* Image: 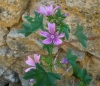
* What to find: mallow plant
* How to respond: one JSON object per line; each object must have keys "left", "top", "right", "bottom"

{"left": 18, "top": 5, "right": 92, "bottom": 86}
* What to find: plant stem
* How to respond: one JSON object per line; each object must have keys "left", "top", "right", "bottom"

{"left": 50, "top": 47, "right": 53, "bottom": 72}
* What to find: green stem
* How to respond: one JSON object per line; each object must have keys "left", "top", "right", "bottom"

{"left": 50, "top": 47, "right": 53, "bottom": 72}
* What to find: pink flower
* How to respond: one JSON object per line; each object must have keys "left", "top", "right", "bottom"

{"left": 40, "top": 23, "right": 65, "bottom": 45}
{"left": 37, "top": 5, "right": 60, "bottom": 16}
{"left": 25, "top": 54, "right": 40, "bottom": 72}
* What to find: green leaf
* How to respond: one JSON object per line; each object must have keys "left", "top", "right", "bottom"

{"left": 58, "top": 26, "right": 64, "bottom": 34}
{"left": 23, "top": 64, "right": 61, "bottom": 86}
{"left": 55, "top": 9, "right": 66, "bottom": 18}
{"left": 83, "top": 75, "right": 92, "bottom": 84}
{"left": 23, "top": 70, "right": 37, "bottom": 80}
{"left": 66, "top": 50, "right": 80, "bottom": 76}
{"left": 66, "top": 49, "right": 77, "bottom": 62}
{"left": 33, "top": 11, "right": 44, "bottom": 30}
{"left": 18, "top": 11, "right": 44, "bottom": 37}
{"left": 18, "top": 22, "right": 34, "bottom": 37}
{"left": 63, "top": 26, "right": 70, "bottom": 39}
{"left": 24, "top": 16, "right": 34, "bottom": 22}
{"left": 75, "top": 24, "right": 87, "bottom": 47}
{"left": 70, "top": 61, "right": 81, "bottom": 77}
{"left": 55, "top": 9, "right": 62, "bottom": 17}
{"left": 58, "top": 24, "right": 70, "bottom": 39}
{"left": 78, "top": 68, "right": 87, "bottom": 79}
{"left": 78, "top": 69, "right": 92, "bottom": 84}
{"left": 22, "top": 22, "right": 33, "bottom": 29}
{"left": 66, "top": 49, "right": 92, "bottom": 85}
{"left": 34, "top": 11, "right": 40, "bottom": 16}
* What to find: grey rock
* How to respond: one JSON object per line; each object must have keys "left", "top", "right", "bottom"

{"left": 19, "top": 77, "right": 32, "bottom": 86}
{"left": 6, "top": 28, "right": 43, "bottom": 52}
{"left": 0, "top": 65, "right": 20, "bottom": 83}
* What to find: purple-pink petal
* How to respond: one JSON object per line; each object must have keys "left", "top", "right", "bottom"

{"left": 25, "top": 67, "right": 36, "bottom": 72}
{"left": 60, "top": 58, "right": 69, "bottom": 64}
{"left": 48, "top": 23, "right": 56, "bottom": 34}
{"left": 52, "top": 6, "right": 60, "bottom": 13}
{"left": 53, "top": 38, "right": 62, "bottom": 45}
{"left": 37, "top": 6, "right": 47, "bottom": 16}
{"left": 30, "top": 79, "right": 34, "bottom": 82}
{"left": 49, "top": 5, "right": 53, "bottom": 12}
{"left": 34, "top": 54, "right": 40, "bottom": 63}
{"left": 55, "top": 32, "right": 65, "bottom": 38}
{"left": 42, "top": 38, "right": 52, "bottom": 44}
{"left": 40, "top": 31, "right": 50, "bottom": 38}
{"left": 58, "top": 33, "right": 65, "bottom": 38}
{"left": 37, "top": 5, "right": 60, "bottom": 16}
{"left": 45, "top": 5, "right": 53, "bottom": 15}
{"left": 25, "top": 56, "right": 35, "bottom": 66}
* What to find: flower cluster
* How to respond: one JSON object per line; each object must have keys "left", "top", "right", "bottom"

{"left": 23, "top": 4, "right": 91, "bottom": 86}
{"left": 25, "top": 4, "right": 68, "bottom": 79}
{"left": 24, "top": 4, "right": 70, "bottom": 84}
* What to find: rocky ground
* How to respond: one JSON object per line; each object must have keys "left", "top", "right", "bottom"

{"left": 0, "top": 0, "right": 100, "bottom": 86}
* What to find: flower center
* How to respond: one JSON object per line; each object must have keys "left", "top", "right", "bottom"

{"left": 50, "top": 35, "right": 55, "bottom": 39}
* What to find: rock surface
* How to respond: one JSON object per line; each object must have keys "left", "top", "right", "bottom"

{"left": 0, "top": 27, "right": 9, "bottom": 46}
{"left": 60, "top": 0, "right": 100, "bottom": 58}
{"left": 0, "top": 64, "right": 21, "bottom": 86}
{"left": 0, "top": 0, "right": 100, "bottom": 86}
{"left": 0, "top": 0, "right": 30, "bottom": 27}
